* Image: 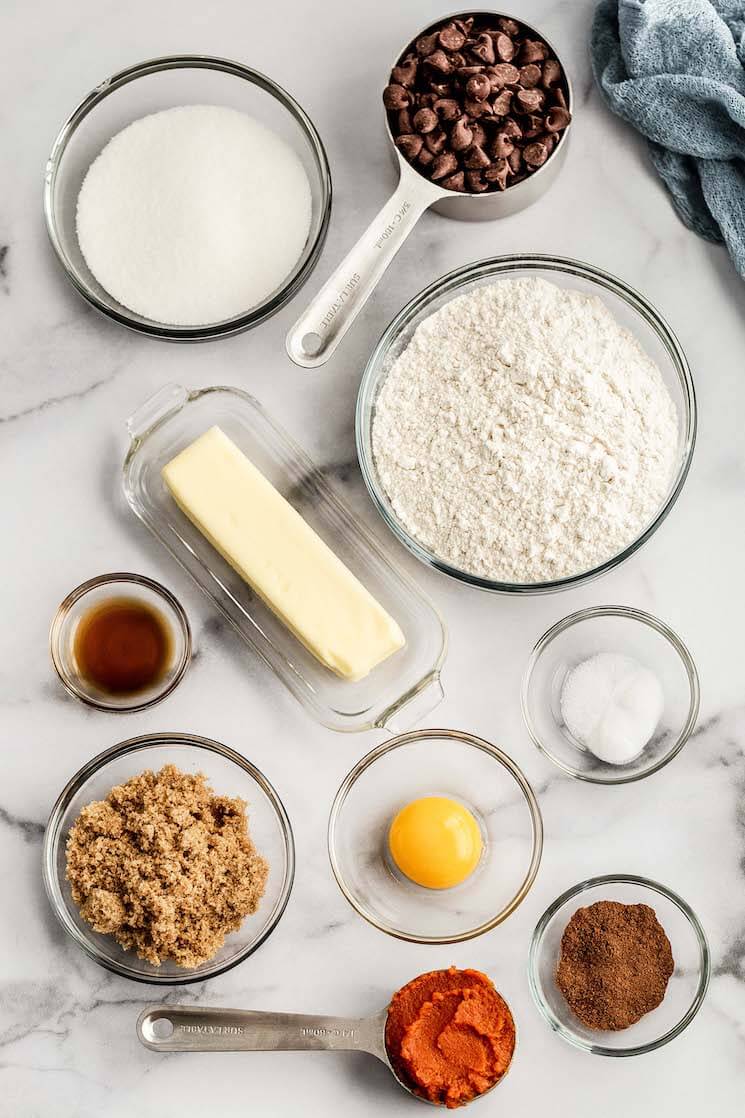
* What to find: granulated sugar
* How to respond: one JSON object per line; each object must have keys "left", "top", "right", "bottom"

{"left": 372, "top": 277, "right": 679, "bottom": 584}
{"left": 76, "top": 105, "right": 312, "bottom": 326}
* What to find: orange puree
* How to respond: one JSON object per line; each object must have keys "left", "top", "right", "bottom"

{"left": 385, "top": 968, "right": 516, "bottom": 1109}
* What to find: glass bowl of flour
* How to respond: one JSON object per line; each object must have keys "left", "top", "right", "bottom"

{"left": 357, "top": 255, "right": 696, "bottom": 592}
{"left": 44, "top": 56, "right": 331, "bottom": 339}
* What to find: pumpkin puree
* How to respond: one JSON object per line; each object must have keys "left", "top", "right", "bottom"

{"left": 385, "top": 967, "right": 516, "bottom": 1108}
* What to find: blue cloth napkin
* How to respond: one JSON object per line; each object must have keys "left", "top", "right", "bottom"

{"left": 591, "top": 0, "right": 745, "bottom": 277}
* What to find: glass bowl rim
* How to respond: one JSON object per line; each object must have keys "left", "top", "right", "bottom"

{"left": 327, "top": 727, "right": 544, "bottom": 944}
{"left": 521, "top": 604, "right": 700, "bottom": 785}
{"left": 527, "top": 872, "right": 711, "bottom": 1056}
{"left": 355, "top": 253, "right": 697, "bottom": 594}
{"left": 43, "top": 53, "right": 333, "bottom": 341}
{"left": 42, "top": 731, "right": 296, "bottom": 985}
{"left": 49, "top": 571, "right": 193, "bottom": 713}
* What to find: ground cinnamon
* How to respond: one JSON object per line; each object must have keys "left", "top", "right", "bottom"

{"left": 556, "top": 900, "right": 674, "bottom": 1030}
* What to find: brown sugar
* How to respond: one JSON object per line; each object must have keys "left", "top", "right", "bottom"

{"left": 556, "top": 900, "right": 674, "bottom": 1031}
{"left": 65, "top": 764, "right": 268, "bottom": 967}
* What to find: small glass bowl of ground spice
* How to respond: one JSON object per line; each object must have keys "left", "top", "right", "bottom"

{"left": 43, "top": 733, "right": 295, "bottom": 984}
{"left": 528, "top": 875, "right": 710, "bottom": 1055}
{"left": 50, "top": 572, "right": 192, "bottom": 711}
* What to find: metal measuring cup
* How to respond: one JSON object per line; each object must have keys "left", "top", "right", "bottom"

{"left": 137, "top": 1000, "right": 515, "bottom": 1106}
{"left": 286, "top": 10, "right": 572, "bottom": 368}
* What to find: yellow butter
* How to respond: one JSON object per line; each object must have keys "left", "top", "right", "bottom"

{"left": 161, "top": 426, "right": 405, "bottom": 681}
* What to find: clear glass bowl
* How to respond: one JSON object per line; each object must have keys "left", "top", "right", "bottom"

{"left": 49, "top": 572, "right": 192, "bottom": 712}
{"left": 522, "top": 606, "right": 699, "bottom": 784}
{"left": 123, "top": 383, "right": 446, "bottom": 733}
{"left": 356, "top": 255, "right": 696, "bottom": 593}
{"left": 528, "top": 875, "right": 710, "bottom": 1056}
{"left": 328, "top": 729, "right": 543, "bottom": 943}
{"left": 44, "top": 55, "right": 332, "bottom": 340}
{"left": 42, "top": 733, "right": 295, "bottom": 984}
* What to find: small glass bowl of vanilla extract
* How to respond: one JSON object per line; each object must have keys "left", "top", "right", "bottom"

{"left": 50, "top": 573, "right": 192, "bottom": 712}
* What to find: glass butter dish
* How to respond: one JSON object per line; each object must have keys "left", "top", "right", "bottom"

{"left": 123, "top": 384, "right": 446, "bottom": 732}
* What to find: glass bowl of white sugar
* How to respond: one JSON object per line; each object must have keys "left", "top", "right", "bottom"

{"left": 44, "top": 55, "right": 331, "bottom": 339}
{"left": 521, "top": 606, "right": 700, "bottom": 784}
{"left": 356, "top": 255, "right": 696, "bottom": 592}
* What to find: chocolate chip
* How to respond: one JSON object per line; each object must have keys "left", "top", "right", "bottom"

{"left": 434, "top": 97, "right": 461, "bottom": 121}
{"left": 424, "top": 127, "right": 447, "bottom": 154}
{"left": 491, "top": 131, "right": 515, "bottom": 159}
{"left": 508, "top": 147, "right": 523, "bottom": 174}
{"left": 383, "top": 83, "right": 410, "bottom": 110}
{"left": 520, "top": 39, "right": 548, "bottom": 64}
{"left": 438, "top": 22, "right": 466, "bottom": 51}
{"left": 519, "top": 64, "right": 542, "bottom": 89}
{"left": 553, "top": 87, "right": 568, "bottom": 109}
{"left": 471, "top": 33, "right": 496, "bottom": 65}
{"left": 457, "top": 64, "right": 484, "bottom": 80}
{"left": 491, "top": 89, "right": 513, "bottom": 116}
{"left": 542, "top": 59, "right": 562, "bottom": 88}
{"left": 503, "top": 117, "right": 523, "bottom": 139}
{"left": 466, "top": 73, "right": 491, "bottom": 101}
{"left": 466, "top": 170, "right": 489, "bottom": 192}
{"left": 497, "top": 17, "right": 520, "bottom": 36}
{"left": 524, "top": 140, "right": 548, "bottom": 167}
{"left": 426, "top": 49, "right": 453, "bottom": 74}
{"left": 470, "top": 121, "right": 487, "bottom": 147}
{"left": 397, "top": 108, "right": 413, "bottom": 133}
{"left": 430, "top": 80, "right": 453, "bottom": 98}
{"left": 516, "top": 87, "right": 545, "bottom": 113}
{"left": 450, "top": 116, "right": 473, "bottom": 151}
{"left": 464, "top": 98, "right": 487, "bottom": 118}
{"left": 522, "top": 113, "right": 544, "bottom": 138}
{"left": 484, "top": 158, "right": 510, "bottom": 189}
{"left": 491, "top": 62, "right": 520, "bottom": 86}
{"left": 392, "top": 57, "right": 418, "bottom": 87}
{"left": 395, "top": 133, "right": 423, "bottom": 159}
{"left": 495, "top": 33, "right": 515, "bottom": 61}
{"left": 464, "top": 142, "right": 491, "bottom": 169}
{"left": 431, "top": 151, "right": 459, "bottom": 180}
{"left": 413, "top": 107, "right": 439, "bottom": 133}
{"left": 546, "top": 105, "right": 571, "bottom": 131}
{"left": 441, "top": 170, "right": 466, "bottom": 191}
{"left": 416, "top": 147, "right": 434, "bottom": 167}
{"left": 415, "top": 32, "right": 439, "bottom": 57}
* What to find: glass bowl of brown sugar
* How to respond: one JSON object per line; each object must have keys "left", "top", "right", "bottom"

{"left": 528, "top": 874, "right": 710, "bottom": 1055}
{"left": 43, "top": 733, "right": 295, "bottom": 984}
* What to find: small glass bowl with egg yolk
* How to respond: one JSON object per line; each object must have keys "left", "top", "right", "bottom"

{"left": 328, "top": 729, "right": 543, "bottom": 943}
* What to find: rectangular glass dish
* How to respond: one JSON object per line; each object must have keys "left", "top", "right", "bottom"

{"left": 122, "top": 384, "right": 446, "bottom": 732}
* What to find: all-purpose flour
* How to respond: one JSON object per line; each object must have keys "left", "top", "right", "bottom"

{"left": 77, "top": 105, "right": 312, "bottom": 326}
{"left": 372, "top": 277, "right": 679, "bottom": 583}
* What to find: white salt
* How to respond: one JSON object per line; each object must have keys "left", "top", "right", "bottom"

{"left": 560, "top": 652, "right": 664, "bottom": 766}
{"left": 76, "top": 105, "right": 312, "bottom": 326}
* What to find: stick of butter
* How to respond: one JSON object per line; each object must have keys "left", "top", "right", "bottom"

{"left": 162, "top": 426, "right": 405, "bottom": 681}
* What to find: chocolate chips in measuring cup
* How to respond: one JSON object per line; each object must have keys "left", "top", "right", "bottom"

{"left": 383, "top": 15, "right": 571, "bottom": 194}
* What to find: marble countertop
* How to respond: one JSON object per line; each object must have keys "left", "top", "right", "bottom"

{"left": 2, "top": 1, "right": 744, "bottom": 1115}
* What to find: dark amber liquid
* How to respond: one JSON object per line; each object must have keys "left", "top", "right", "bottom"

{"left": 73, "top": 597, "right": 172, "bottom": 695}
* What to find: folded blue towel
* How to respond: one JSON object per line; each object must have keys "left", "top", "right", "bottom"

{"left": 591, "top": 0, "right": 745, "bottom": 277}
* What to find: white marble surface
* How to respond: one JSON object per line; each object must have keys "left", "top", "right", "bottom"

{"left": 2, "top": 1, "right": 745, "bottom": 1114}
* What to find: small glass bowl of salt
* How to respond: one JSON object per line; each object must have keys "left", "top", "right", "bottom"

{"left": 521, "top": 606, "right": 699, "bottom": 784}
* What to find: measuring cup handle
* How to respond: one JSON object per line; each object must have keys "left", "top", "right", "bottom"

{"left": 286, "top": 168, "right": 440, "bottom": 369}
{"left": 137, "top": 1005, "right": 377, "bottom": 1055}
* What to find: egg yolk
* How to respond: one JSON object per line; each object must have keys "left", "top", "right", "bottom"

{"left": 388, "top": 796, "right": 483, "bottom": 890}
